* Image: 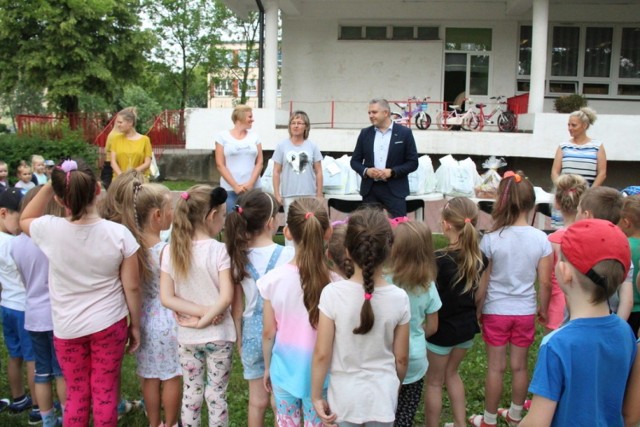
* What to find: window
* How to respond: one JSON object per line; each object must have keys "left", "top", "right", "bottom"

{"left": 518, "top": 24, "right": 640, "bottom": 97}
{"left": 392, "top": 26, "right": 414, "bottom": 40}
{"left": 445, "top": 28, "right": 492, "bottom": 51}
{"left": 214, "top": 80, "right": 232, "bottom": 97}
{"left": 339, "top": 25, "right": 439, "bottom": 41}
{"left": 339, "top": 26, "right": 362, "bottom": 40}
{"left": 365, "top": 26, "right": 387, "bottom": 40}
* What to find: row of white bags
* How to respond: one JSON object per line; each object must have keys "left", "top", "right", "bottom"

{"left": 260, "top": 154, "right": 481, "bottom": 197}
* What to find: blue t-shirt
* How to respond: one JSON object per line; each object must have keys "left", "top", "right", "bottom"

{"left": 529, "top": 315, "right": 637, "bottom": 427}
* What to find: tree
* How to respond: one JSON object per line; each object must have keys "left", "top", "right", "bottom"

{"left": 144, "top": 0, "right": 231, "bottom": 112}
{"left": 221, "top": 12, "right": 261, "bottom": 105}
{"left": 0, "top": 81, "right": 48, "bottom": 131}
{"left": 0, "top": 0, "right": 153, "bottom": 115}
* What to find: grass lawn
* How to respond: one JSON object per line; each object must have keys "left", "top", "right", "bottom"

{"left": 0, "top": 232, "right": 546, "bottom": 426}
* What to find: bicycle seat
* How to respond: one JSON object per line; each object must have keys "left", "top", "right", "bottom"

{"left": 449, "top": 105, "right": 460, "bottom": 110}
{"left": 475, "top": 103, "right": 486, "bottom": 108}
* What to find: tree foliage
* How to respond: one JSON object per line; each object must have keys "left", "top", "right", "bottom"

{"left": 0, "top": 0, "right": 153, "bottom": 113}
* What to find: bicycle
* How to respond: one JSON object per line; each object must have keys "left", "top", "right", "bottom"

{"left": 390, "top": 96, "right": 432, "bottom": 130}
{"left": 435, "top": 98, "right": 478, "bottom": 131}
{"left": 467, "top": 96, "right": 517, "bottom": 132}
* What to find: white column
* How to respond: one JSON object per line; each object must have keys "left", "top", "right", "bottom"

{"left": 264, "top": 1, "right": 279, "bottom": 109}
{"left": 529, "top": 0, "right": 549, "bottom": 114}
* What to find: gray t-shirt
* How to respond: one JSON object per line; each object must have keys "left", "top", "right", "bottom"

{"left": 273, "top": 139, "right": 323, "bottom": 198}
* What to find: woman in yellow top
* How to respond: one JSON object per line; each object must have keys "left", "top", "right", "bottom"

{"left": 110, "top": 107, "right": 152, "bottom": 180}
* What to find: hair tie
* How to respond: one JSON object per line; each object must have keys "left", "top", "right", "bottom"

{"left": 503, "top": 171, "right": 522, "bottom": 183}
{"left": 464, "top": 218, "right": 472, "bottom": 223}
{"left": 57, "top": 160, "right": 78, "bottom": 190}
{"left": 180, "top": 192, "right": 189, "bottom": 200}
{"left": 331, "top": 218, "right": 349, "bottom": 227}
{"left": 364, "top": 293, "right": 372, "bottom": 301}
{"left": 388, "top": 216, "right": 409, "bottom": 228}
{"left": 304, "top": 212, "right": 314, "bottom": 219}
{"left": 234, "top": 204, "right": 243, "bottom": 214}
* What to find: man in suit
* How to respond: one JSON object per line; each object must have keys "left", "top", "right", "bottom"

{"left": 350, "top": 98, "right": 419, "bottom": 217}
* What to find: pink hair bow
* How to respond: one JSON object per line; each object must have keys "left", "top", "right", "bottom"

{"left": 388, "top": 216, "right": 410, "bottom": 228}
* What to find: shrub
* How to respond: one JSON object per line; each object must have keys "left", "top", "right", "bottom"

{"left": 554, "top": 94, "right": 588, "bottom": 113}
{"left": 0, "top": 128, "right": 98, "bottom": 185}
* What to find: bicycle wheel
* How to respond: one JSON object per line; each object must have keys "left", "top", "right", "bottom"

{"left": 413, "top": 112, "right": 431, "bottom": 130}
{"left": 498, "top": 111, "right": 517, "bottom": 132}
{"left": 436, "top": 111, "right": 452, "bottom": 131}
{"left": 462, "top": 112, "right": 481, "bottom": 131}
{"left": 390, "top": 112, "right": 403, "bottom": 123}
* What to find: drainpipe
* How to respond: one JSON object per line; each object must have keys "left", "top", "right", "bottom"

{"left": 255, "top": 0, "right": 265, "bottom": 108}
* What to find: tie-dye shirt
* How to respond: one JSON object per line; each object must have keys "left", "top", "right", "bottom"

{"left": 257, "top": 264, "right": 337, "bottom": 398}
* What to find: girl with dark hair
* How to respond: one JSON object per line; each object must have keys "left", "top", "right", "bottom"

{"left": 225, "top": 189, "right": 294, "bottom": 427}
{"left": 311, "top": 208, "right": 410, "bottom": 427}
{"left": 20, "top": 159, "right": 142, "bottom": 426}
{"left": 258, "top": 197, "right": 336, "bottom": 426}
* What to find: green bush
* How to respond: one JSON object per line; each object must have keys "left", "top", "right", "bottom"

{"left": 553, "top": 94, "right": 588, "bottom": 113}
{"left": 0, "top": 128, "right": 98, "bottom": 184}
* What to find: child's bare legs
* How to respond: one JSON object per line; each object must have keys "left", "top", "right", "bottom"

{"left": 163, "top": 377, "right": 182, "bottom": 427}
{"left": 248, "top": 378, "right": 270, "bottom": 427}
{"left": 143, "top": 376, "right": 182, "bottom": 427}
{"left": 8, "top": 356, "right": 25, "bottom": 398}
{"left": 143, "top": 378, "right": 163, "bottom": 427}
{"left": 445, "top": 348, "right": 470, "bottom": 426}
{"left": 426, "top": 348, "right": 470, "bottom": 427}
{"left": 509, "top": 344, "right": 530, "bottom": 406}
{"left": 485, "top": 344, "right": 508, "bottom": 415}
{"left": 26, "top": 361, "right": 37, "bottom": 407}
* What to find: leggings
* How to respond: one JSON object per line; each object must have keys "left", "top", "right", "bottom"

{"left": 54, "top": 318, "right": 127, "bottom": 427}
{"left": 394, "top": 378, "right": 424, "bottom": 427}
{"left": 179, "top": 341, "right": 233, "bottom": 427}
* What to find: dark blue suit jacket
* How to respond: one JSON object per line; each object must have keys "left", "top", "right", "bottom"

{"left": 350, "top": 123, "right": 419, "bottom": 198}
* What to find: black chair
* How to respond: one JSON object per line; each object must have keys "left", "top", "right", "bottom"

{"left": 406, "top": 199, "right": 425, "bottom": 221}
{"left": 327, "top": 198, "right": 363, "bottom": 217}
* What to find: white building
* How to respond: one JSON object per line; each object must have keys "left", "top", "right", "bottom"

{"left": 191, "top": 0, "right": 639, "bottom": 187}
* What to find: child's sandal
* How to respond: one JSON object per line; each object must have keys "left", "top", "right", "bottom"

{"left": 497, "top": 408, "right": 522, "bottom": 427}
{"left": 468, "top": 414, "right": 496, "bottom": 427}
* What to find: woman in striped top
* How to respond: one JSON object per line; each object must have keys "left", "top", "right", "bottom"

{"left": 551, "top": 107, "right": 607, "bottom": 187}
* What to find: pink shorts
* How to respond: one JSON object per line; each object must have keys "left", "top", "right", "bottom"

{"left": 481, "top": 314, "right": 535, "bottom": 347}
{"left": 546, "top": 283, "right": 566, "bottom": 330}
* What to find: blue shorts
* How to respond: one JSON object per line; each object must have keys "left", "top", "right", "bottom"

{"left": 1, "top": 307, "right": 34, "bottom": 361}
{"left": 426, "top": 339, "right": 474, "bottom": 356}
{"left": 241, "top": 313, "right": 265, "bottom": 380}
{"left": 28, "top": 331, "right": 62, "bottom": 383}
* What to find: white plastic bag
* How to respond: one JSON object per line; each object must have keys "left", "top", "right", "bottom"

{"left": 409, "top": 155, "right": 436, "bottom": 194}
{"left": 435, "top": 155, "right": 481, "bottom": 197}
{"left": 260, "top": 158, "right": 275, "bottom": 194}
{"left": 149, "top": 152, "right": 160, "bottom": 180}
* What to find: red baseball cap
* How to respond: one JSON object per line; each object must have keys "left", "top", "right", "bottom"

{"left": 561, "top": 219, "right": 631, "bottom": 287}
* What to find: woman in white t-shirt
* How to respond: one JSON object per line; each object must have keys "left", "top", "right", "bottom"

{"left": 20, "top": 159, "right": 141, "bottom": 426}
{"left": 215, "top": 105, "right": 264, "bottom": 213}
{"left": 311, "top": 208, "right": 411, "bottom": 426}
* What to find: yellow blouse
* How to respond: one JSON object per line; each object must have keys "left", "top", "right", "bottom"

{"left": 111, "top": 134, "right": 152, "bottom": 177}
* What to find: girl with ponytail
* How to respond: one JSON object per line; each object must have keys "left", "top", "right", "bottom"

{"left": 311, "top": 207, "right": 410, "bottom": 426}
{"left": 258, "top": 197, "right": 336, "bottom": 426}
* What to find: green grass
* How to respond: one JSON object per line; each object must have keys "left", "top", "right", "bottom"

{"left": 0, "top": 234, "right": 545, "bottom": 426}
{"left": 159, "top": 179, "right": 199, "bottom": 191}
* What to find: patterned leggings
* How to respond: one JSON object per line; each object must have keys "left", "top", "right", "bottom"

{"left": 54, "top": 318, "right": 127, "bottom": 427}
{"left": 179, "top": 341, "right": 233, "bottom": 427}
{"left": 394, "top": 378, "right": 424, "bottom": 427}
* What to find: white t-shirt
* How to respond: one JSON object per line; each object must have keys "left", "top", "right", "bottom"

{"left": 215, "top": 130, "right": 261, "bottom": 191}
{"left": 161, "top": 239, "right": 236, "bottom": 345}
{"left": 480, "top": 226, "right": 552, "bottom": 315}
{"left": 318, "top": 280, "right": 411, "bottom": 424}
{"left": 241, "top": 244, "right": 295, "bottom": 318}
{"left": 30, "top": 216, "right": 139, "bottom": 339}
{"left": 0, "top": 232, "right": 26, "bottom": 311}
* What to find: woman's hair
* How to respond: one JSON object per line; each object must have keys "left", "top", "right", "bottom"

{"left": 118, "top": 107, "right": 138, "bottom": 127}
{"left": 441, "top": 197, "right": 484, "bottom": 294}
{"left": 569, "top": 107, "right": 597, "bottom": 127}
{"left": 491, "top": 170, "right": 535, "bottom": 231}
{"left": 16, "top": 160, "right": 30, "bottom": 174}
{"left": 170, "top": 185, "right": 227, "bottom": 281}
{"left": 389, "top": 220, "right": 436, "bottom": 294}
{"left": 622, "top": 195, "right": 640, "bottom": 229}
{"left": 327, "top": 223, "right": 353, "bottom": 279}
{"left": 345, "top": 208, "right": 393, "bottom": 335}
{"left": 288, "top": 110, "right": 311, "bottom": 140}
{"left": 50, "top": 159, "right": 97, "bottom": 221}
{"left": 20, "top": 185, "right": 65, "bottom": 217}
{"left": 225, "top": 189, "right": 280, "bottom": 285}
{"left": 118, "top": 178, "right": 171, "bottom": 285}
{"left": 231, "top": 105, "right": 252, "bottom": 124}
{"left": 555, "top": 174, "right": 588, "bottom": 216}
{"left": 287, "top": 198, "right": 331, "bottom": 328}
{"left": 99, "top": 169, "right": 146, "bottom": 222}
{"left": 30, "top": 155, "right": 44, "bottom": 166}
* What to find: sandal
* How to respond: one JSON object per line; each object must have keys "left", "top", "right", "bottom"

{"left": 497, "top": 408, "right": 522, "bottom": 427}
{"left": 468, "top": 415, "right": 497, "bottom": 427}
{"left": 523, "top": 399, "right": 532, "bottom": 411}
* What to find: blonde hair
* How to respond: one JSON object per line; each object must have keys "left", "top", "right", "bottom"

{"left": 288, "top": 111, "right": 311, "bottom": 140}
{"left": 231, "top": 105, "right": 252, "bottom": 124}
{"left": 622, "top": 196, "right": 640, "bottom": 230}
{"left": 389, "top": 220, "right": 436, "bottom": 294}
{"left": 30, "top": 155, "right": 44, "bottom": 167}
{"left": 287, "top": 198, "right": 331, "bottom": 328}
{"left": 441, "top": 197, "right": 484, "bottom": 294}
{"left": 99, "top": 169, "right": 146, "bottom": 222}
{"left": 327, "top": 223, "right": 353, "bottom": 279}
{"left": 569, "top": 107, "right": 597, "bottom": 127}
{"left": 555, "top": 174, "right": 588, "bottom": 216}
{"left": 170, "top": 185, "right": 227, "bottom": 281}
{"left": 491, "top": 170, "right": 535, "bottom": 231}
{"left": 118, "top": 107, "right": 138, "bottom": 127}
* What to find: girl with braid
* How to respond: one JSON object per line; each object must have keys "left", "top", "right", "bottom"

{"left": 311, "top": 208, "right": 410, "bottom": 427}
{"left": 258, "top": 198, "right": 338, "bottom": 427}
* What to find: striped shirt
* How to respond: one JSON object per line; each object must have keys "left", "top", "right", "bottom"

{"left": 559, "top": 140, "right": 602, "bottom": 186}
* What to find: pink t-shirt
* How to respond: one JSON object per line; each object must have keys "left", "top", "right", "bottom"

{"left": 30, "top": 216, "right": 139, "bottom": 339}
{"left": 160, "top": 239, "right": 235, "bottom": 345}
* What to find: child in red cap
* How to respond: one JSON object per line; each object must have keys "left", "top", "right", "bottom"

{"left": 521, "top": 219, "right": 637, "bottom": 427}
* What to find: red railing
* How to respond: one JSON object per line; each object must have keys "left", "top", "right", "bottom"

{"left": 16, "top": 113, "right": 112, "bottom": 143}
